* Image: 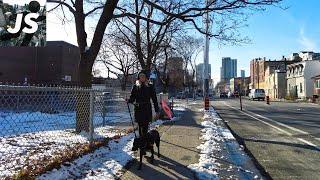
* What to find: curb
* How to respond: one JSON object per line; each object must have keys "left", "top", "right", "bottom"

{"left": 211, "top": 105, "right": 273, "bottom": 180}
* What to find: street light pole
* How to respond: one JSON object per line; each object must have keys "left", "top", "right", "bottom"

{"left": 203, "top": 0, "right": 211, "bottom": 110}
{"left": 203, "top": 0, "right": 210, "bottom": 98}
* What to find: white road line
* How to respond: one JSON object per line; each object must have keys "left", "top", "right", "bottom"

{"left": 233, "top": 100, "right": 320, "bottom": 138}
{"left": 297, "top": 138, "right": 320, "bottom": 151}
{"left": 223, "top": 102, "right": 320, "bottom": 151}
{"left": 246, "top": 110, "right": 309, "bottom": 135}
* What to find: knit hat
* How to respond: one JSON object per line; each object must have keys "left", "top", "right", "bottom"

{"left": 137, "top": 70, "right": 150, "bottom": 80}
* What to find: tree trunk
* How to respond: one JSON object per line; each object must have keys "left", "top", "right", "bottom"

{"left": 76, "top": 56, "right": 93, "bottom": 133}
{"left": 121, "top": 79, "right": 126, "bottom": 91}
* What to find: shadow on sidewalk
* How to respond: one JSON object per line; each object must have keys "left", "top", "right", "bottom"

{"left": 160, "top": 139, "right": 199, "bottom": 153}
{"left": 122, "top": 154, "right": 195, "bottom": 179}
{"left": 121, "top": 105, "right": 204, "bottom": 179}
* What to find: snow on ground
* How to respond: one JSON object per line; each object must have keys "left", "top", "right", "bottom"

{"left": 37, "top": 119, "right": 170, "bottom": 180}
{"left": 37, "top": 133, "right": 135, "bottom": 180}
{"left": 173, "top": 106, "right": 187, "bottom": 112}
{"left": 188, "top": 107, "right": 235, "bottom": 180}
{"left": 0, "top": 111, "right": 130, "bottom": 137}
{"left": 0, "top": 125, "right": 122, "bottom": 178}
{"left": 0, "top": 100, "right": 185, "bottom": 178}
{"left": 0, "top": 110, "right": 130, "bottom": 178}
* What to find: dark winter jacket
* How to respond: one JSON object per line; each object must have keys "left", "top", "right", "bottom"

{"left": 128, "top": 81, "right": 159, "bottom": 126}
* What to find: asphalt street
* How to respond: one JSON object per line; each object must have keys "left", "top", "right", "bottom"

{"left": 212, "top": 98, "right": 320, "bottom": 180}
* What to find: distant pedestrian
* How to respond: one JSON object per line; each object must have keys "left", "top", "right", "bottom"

{"left": 126, "top": 70, "right": 160, "bottom": 141}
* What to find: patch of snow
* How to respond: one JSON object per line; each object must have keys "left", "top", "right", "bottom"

{"left": 0, "top": 111, "right": 130, "bottom": 137}
{"left": 38, "top": 133, "right": 135, "bottom": 180}
{"left": 173, "top": 107, "right": 186, "bottom": 111}
{"left": 37, "top": 119, "right": 167, "bottom": 179}
{"left": 0, "top": 100, "right": 183, "bottom": 178}
{"left": 188, "top": 107, "right": 235, "bottom": 179}
{"left": 0, "top": 125, "right": 118, "bottom": 178}
{"left": 0, "top": 109, "right": 131, "bottom": 178}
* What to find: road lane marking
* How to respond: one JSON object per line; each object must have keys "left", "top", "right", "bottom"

{"left": 222, "top": 102, "right": 320, "bottom": 151}
{"left": 246, "top": 111, "right": 309, "bottom": 135}
{"left": 224, "top": 103, "right": 292, "bottom": 136}
{"left": 229, "top": 99, "right": 318, "bottom": 137}
{"left": 297, "top": 138, "right": 320, "bottom": 150}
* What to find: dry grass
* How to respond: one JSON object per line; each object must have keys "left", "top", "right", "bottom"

{"left": 11, "top": 127, "right": 134, "bottom": 180}
{"left": 11, "top": 138, "right": 110, "bottom": 180}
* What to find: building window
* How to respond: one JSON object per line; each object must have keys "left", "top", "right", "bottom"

{"left": 300, "top": 67, "right": 303, "bottom": 75}
{"left": 316, "top": 80, "right": 320, "bottom": 88}
{"left": 300, "top": 83, "right": 303, "bottom": 93}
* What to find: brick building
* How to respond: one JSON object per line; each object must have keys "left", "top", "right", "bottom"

{"left": 0, "top": 41, "right": 80, "bottom": 85}
{"left": 230, "top": 77, "right": 250, "bottom": 96}
{"left": 250, "top": 57, "right": 299, "bottom": 89}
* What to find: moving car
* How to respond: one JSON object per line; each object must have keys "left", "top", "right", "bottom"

{"left": 249, "top": 89, "right": 265, "bottom": 101}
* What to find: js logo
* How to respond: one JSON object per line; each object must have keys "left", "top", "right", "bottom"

{"left": 7, "top": 1, "right": 41, "bottom": 34}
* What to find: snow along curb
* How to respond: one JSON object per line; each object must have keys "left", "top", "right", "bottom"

{"left": 188, "top": 107, "right": 235, "bottom": 180}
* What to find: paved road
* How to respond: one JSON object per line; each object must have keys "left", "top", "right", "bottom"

{"left": 212, "top": 98, "right": 320, "bottom": 179}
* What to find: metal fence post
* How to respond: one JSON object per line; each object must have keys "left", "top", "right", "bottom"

{"left": 102, "top": 104, "right": 106, "bottom": 126}
{"left": 89, "top": 90, "right": 94, "bottom": 145}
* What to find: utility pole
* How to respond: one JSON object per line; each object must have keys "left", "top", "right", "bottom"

{"left": 203, "top": 0, "right": 211, "bottom": 98}
{"left": 203, "top": 0, "right": 211, "bottom": 110}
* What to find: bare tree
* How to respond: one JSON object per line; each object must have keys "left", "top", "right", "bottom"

{"left": 97, "top": 38, "right": 137, "bottom": 91}
{"left": 106, "top": 1, "right": 183, "bottom": 73}
{"left": 174, "top": 35, "right": 203, "bottom": 93}
{"left": 153, "top": 38, "right": 176, "bottom": 93}
{"left": 47, "top": 0, "right": 283, "bottom": 132}
{"left": 47, "top": 0, "right": 283, "bottom": 87}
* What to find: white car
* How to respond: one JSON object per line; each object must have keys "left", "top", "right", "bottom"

{"left": 249, "top": 89, "right": 265, "bottom": 101}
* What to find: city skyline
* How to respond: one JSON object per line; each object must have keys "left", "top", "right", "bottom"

{"left": 220, "top": 57, "right": 237, "bottom": 83}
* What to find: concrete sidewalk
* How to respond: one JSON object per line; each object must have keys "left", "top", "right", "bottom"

{"left": 120, "top": 100, "right": 263, "bottom": 180}
{"left": 120, "top": 104, "right": 203, "bottom": 180}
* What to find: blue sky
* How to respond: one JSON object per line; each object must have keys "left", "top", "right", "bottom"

{"left": 47, "top": 0, "right": 320, "bottom": 82}
{"left": 202, "top": 0, "right": 320, "bottom": 83}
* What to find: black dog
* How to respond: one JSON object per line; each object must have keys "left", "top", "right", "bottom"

{"left": 132, "top": 129, "right": 160, "bottom": 170}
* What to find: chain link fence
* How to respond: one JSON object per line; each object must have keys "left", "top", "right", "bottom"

{"left": 0, "top": 85, "right": 132, "bottom": 178}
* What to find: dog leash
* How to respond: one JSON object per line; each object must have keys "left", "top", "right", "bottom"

{"left": 126, "top": 102, "right": 137, "bottom": 138}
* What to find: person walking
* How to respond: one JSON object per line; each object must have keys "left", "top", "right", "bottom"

{"left": 127, "top": 70, "right": 160, "bottom": 141}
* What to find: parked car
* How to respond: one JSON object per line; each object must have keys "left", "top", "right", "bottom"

{"left": 208, "top": 93, "right": 214, "bottom": 100}
{"left": 176, "top": 92, "right": 186, "bottom": 99}
{"left": 228, "top": 92, "right": 234, "bottom": 98}
{"left": 219, "top": 92, "right": 228, "bottom": 98}
{"left": 249, "top": 89, "right": 266, "bottom": 101}
{"left": 228, "top": 91, "right": 239, "bottom": 98}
